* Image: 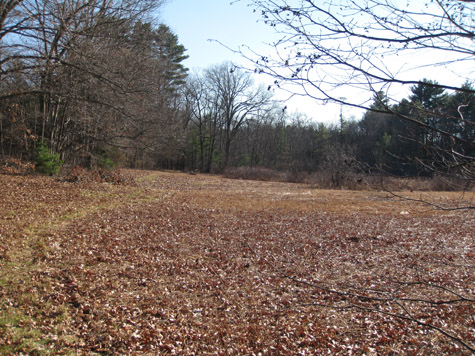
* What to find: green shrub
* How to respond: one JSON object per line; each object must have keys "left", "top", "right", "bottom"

{"left": 98, "top": 157, "right": 114, "bottom": 169}
{"left": 34, "top": 140, "right": 63, "bottom": 175}
{"left": 95, "top": 145, "right": 124, "bottom": 169}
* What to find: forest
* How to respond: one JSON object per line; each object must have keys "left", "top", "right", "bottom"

{"left": 1, "top": 0, "right": 474, "bottom": 190}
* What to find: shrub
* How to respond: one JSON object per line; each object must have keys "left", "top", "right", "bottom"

{"left": 98, "top": 157, "right": 114, "bottom": 169}
{"left": 34, "top": 140, "right": 63, "bottom": 175}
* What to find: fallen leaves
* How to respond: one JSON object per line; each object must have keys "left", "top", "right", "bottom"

{"left": 0, "top": 170, "right": 474, "bottom": 354}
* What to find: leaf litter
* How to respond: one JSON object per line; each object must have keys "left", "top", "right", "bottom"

{"left": 0, "top": 170, "right": 474, "bottom": 355}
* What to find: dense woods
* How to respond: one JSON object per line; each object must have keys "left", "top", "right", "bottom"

{"left": 1, "top": 0, "right": 474, "bottom": 189}
{"left": 1, "top": 0, "right": 187, "bottom": 169}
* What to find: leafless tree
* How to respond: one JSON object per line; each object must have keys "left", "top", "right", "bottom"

{"left": 185, "top": 63, "right": 274, "bottom": 171}
{"left": 0, "top": 0, "right": 192, "bottom": 167}
{"left": 244, "top": 0, "right": 475, "bottom": 183}
{"left": 206, "top": 62, "right": 274, "bottom": 169}
{"left": 184, "top": 71, "right": 223, "bottom": 172}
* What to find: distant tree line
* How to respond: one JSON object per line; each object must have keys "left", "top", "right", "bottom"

{"left": 1, "top": 1, "right": 473, "bottom": 188}
{"left": 184, "top": 69, "right": 474, "bottom": 187}
{"left": 241, "top": 0, "right": 475, "bottom": 187}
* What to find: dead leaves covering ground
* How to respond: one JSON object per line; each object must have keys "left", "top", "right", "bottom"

{"left": 0, "top": 170, "right": 474, "bottom": 355}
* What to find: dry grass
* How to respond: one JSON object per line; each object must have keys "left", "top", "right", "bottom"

{"left": 223, "top": 166, "right": 475, "bottom": 192}
{"left": 0, "top": 169, "right": 474, "bottom": 355}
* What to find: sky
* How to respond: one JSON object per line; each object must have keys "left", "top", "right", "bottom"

{"left": 158, "top": 0, "right": 473, "bottom": 125}
{"left": 159, "top": 0, "right": 351, "bottom": 125}
{"left": 159, "top": 0, "right": 268, "bottom": 69}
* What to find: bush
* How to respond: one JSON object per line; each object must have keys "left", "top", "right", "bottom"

{"left": 34, "top": 140, "right": 63, "bottom": 175}
{"left": 98, "top": 157, "right": 114, "bottom": 169}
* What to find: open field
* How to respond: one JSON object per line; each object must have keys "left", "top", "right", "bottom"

{"left": 0, "top": 170, "right": 474, "bottom": 355}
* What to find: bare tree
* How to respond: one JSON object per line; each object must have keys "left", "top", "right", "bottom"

{"left": 244, "top": 0, "right": 475, "bottom": 182}
{"left": 0, "top": 0, "right": 192, "bottom": 168}
{"left": 184, "top": 71, "right": 223, "bottom": 172}
{"left": 205, "top": 62, "right": 273, "bottom": 169}
{"left": 1, "top": 0, "right": 162, "bottom": 92}
{"left": 0, "top": 0, "right": 24, "bottom": 41}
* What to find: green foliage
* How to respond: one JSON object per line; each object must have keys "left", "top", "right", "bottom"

{"left": 156, "top": 23, "right": 189, "bottom": 88}
{"left": 378, "top": 132, "right": 391, "bottom": 151}
{"left": 369, "top": 91, "right": 390, "bottom": 110}
{"left": 98, "top": 158, "right": 115, "bottom": 169}
{"left": 132, "top": 22, "right": 189, "bottom": 91}
{"left": 409, "top": 79, "right": 447, "bottom": 110}
{"left": 94, "top": 145, "right": 126, "bottom": 169}
{"left": 95, "top": 147, "right": 113, "bottom": 169}
{"left": 34, "top": 140, "right": 63, "bottom": 175}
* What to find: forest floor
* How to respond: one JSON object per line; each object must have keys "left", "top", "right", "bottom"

{"left": 0, "top": 169, "right": 474, "bottom": 355}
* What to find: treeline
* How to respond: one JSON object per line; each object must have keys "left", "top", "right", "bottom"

{"left": 1, "top": 0, "right": 187, "bottom": 169}
{"left": 184, "top": 68, "right": 474, "bottom": 185}
{"left": 1, "top": 1, "right": 474, "bottom": 184}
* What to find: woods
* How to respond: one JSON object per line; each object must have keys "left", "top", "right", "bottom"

{"left": 1, "top": 0, "right": 474, "bottom": 187}
{"left": 1, "top": 0, "right": 187, "bottom": 169}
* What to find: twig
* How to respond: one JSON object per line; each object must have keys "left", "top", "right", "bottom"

{"left": 383, "top": 189, "right": 475, "bottom": 211}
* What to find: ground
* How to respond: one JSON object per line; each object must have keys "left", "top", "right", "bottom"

{"left": 0, "top": 169, "right": 474, "bottom": 355}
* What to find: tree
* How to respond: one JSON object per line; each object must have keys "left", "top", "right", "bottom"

{"left": 447, "top": 81, "right": 475, "bottom": 151}
{"left": 0, "top": 0, "right": 24, "bottom": 41}
{"left": 184, "top": 71, "right": 223, "bottom": 172}
{"left": 357, "top": 92, "right": 393, "bottom": 172}
{"left": 1, "top": 0, "right": 162, "bottom": 96}
{"left": 185, "top": 63, "right": 273, "bottom": 171}
{"left": 206, "top": 62, "right": 273, "bottom": 169}
{"left": 97, "top": 21, "right": 188, "bottom": 168}
{"left": 0, "top": 0, "right": 191, "bottom": 168}
{"left": 246, "top": 0, "right": 475, "bottom": 183}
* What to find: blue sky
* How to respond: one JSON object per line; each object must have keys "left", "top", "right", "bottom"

{"left": 158, "top": 1, "right": 471, "bottom": 125}
{"left": 160, "top": 0, "right": 347, "bottom": 124}
{"left": 160, "top": 0, "right": 273, "bottom": 70}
